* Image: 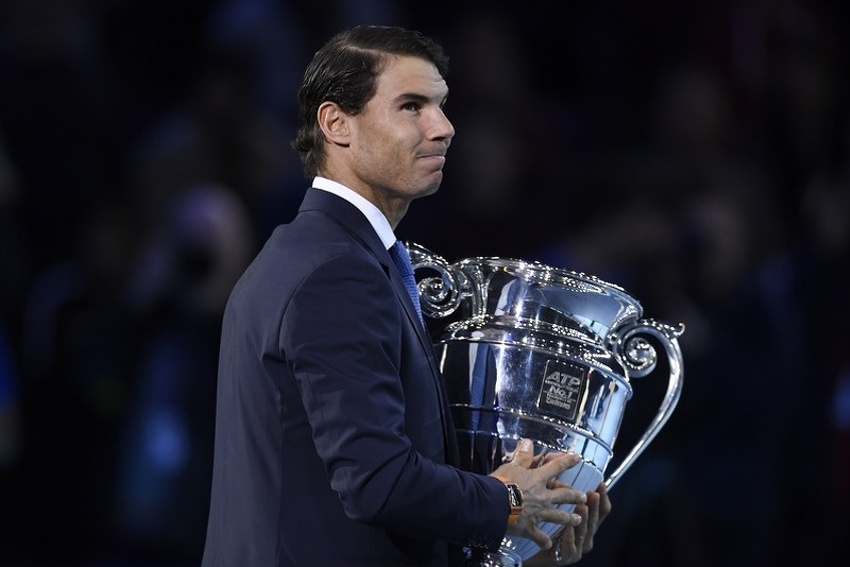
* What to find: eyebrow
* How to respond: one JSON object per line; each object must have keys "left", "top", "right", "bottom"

{"left": 394, "top": 91, "right": 450, "bottom": 106}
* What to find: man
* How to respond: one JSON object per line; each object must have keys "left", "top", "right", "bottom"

{"left": 201, "top": 25, "right": 609, "bottom": 566}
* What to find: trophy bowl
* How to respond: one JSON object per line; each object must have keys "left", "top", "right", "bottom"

{"left": 407, "top": 243, "right": 684, "bottom": 565}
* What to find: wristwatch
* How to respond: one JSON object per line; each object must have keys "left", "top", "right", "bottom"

{"left": 493, "top": 476, "right": 524, "bottom": 526}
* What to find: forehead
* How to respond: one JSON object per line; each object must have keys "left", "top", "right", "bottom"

{"left": 372, "top": 55, "right": 448, "bottom": 100}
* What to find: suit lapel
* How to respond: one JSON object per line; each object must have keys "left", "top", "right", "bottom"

{"left": 299, "top": 187, "right": 449, "bottom": 399}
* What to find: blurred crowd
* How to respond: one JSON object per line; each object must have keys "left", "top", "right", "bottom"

{"left": 0, "top": 1, "right": 848, "bottom": 566}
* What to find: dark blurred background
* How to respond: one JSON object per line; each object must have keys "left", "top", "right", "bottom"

{"left": 0, "top": 1, "right": 848, "bottom": 565}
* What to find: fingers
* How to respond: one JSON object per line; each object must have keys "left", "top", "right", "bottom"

{"left": 554, "top": 526, "right": 581, "bottom": 565}
{"left": 537, "top": 450, "right": 582, "bottom": 477}
{"left": 537, "top": 506, "right": 582, "bottom": 528}
{"left": 526, "top": 484, "right": 611, "bottom": 566}
{"left": 580, "top": 483, "right": 610, "bottom": 553}
{"left": 548, "top": 485, "right": 588, "bottom": 509}
{"left": 573, "top": 503, "right": 590, "bottom": 553}
{"left": 596, "top": 481, "right": 612, "bottom": 521}
{"left": 505, "top": 440, "right": 582, "bottom": 473}
{"left": 495, "top": 440, "right": 581, "bottom": 489}
{"left": 506, "top": 438, "right": 536, "bottom": 468}
{"left": 585, "top": 491, "right": 601, "bottom": 551}
{"left": 553, "top": 504, "right": 588, "bottom": 565}
{"left": 525, "top": 524, "right": 553, "bottom": 551}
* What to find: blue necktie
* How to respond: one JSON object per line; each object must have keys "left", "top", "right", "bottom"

{"left": 390, "top": 240, "right": 423, "bottom": 323}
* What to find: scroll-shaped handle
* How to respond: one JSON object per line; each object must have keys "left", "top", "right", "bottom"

{"left": 405, "top": 241, "right": 468, "bottom": 319}
{"left": 603, "top": 319, "right": 684, "bottom": 490}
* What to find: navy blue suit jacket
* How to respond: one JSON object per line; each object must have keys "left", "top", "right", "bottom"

{"left": 201, "top": 188, "right": 506, "bottom": 566}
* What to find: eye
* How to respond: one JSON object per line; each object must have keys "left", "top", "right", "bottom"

{"left": 401, "top": 101, "right": 421, "bottom": 112}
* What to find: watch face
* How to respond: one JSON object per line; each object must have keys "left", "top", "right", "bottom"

{"left": 507, "top": 484, "right": 523, "bottom": 507}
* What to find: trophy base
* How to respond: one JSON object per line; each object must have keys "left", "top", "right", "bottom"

{"left": 465, "top": 548, "right": 523, "bottom": 566}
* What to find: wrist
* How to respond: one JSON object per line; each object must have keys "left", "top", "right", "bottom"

{"left": 492, "top": 475, "right": 523, "bottom": 526}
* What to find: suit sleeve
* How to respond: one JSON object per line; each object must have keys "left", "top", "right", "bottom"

{"left": 280, "top": 251, "right": 506, "bottom": 549}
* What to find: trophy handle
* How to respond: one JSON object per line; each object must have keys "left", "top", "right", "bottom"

{"left": 603, "top": 319, "right": 684, "bottom": 490}
{"left": 405, "top": 241, "right": 469, "bottom": 319}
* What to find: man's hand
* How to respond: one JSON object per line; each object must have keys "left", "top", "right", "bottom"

{"left": 489, "top": 439, "right": 587, "bottom": 551}
{"left": 525, "top": 482, "right": 612, "bottom": 565}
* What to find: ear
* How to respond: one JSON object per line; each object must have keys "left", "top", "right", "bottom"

{"left": 317, "top": 101, "right": 351, "bottom": 146}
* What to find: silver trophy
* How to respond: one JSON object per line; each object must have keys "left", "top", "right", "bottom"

{"left": 407, "top": 243, "right": 684, "bottom": 566}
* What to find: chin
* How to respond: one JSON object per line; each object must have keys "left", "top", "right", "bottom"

{"left": 419, "top": 180, "right": 442, "bottom": 197}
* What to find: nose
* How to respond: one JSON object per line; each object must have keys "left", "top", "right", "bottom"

{"left": 428, "top": 107, "right": 455, "bottom": 142}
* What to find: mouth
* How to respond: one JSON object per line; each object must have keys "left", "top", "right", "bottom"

{"left": 418, "top": 153, "right": 447, "bottom": 168}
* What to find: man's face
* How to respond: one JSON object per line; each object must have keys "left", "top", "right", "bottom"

{"left": 345, "top": 55, "right": 454, "bottom": 208}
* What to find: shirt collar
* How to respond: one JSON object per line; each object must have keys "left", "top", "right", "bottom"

{"left": 312, "top": 176, "right": 396, "bottom": 250}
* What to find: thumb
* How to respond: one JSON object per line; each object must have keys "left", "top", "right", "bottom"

{"left": 507, "top": 438, "right": 535, "bottom": 468}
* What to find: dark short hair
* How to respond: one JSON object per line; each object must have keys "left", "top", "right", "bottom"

{"left": 291, "top": 25, "right": 450, "bottom": 177}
